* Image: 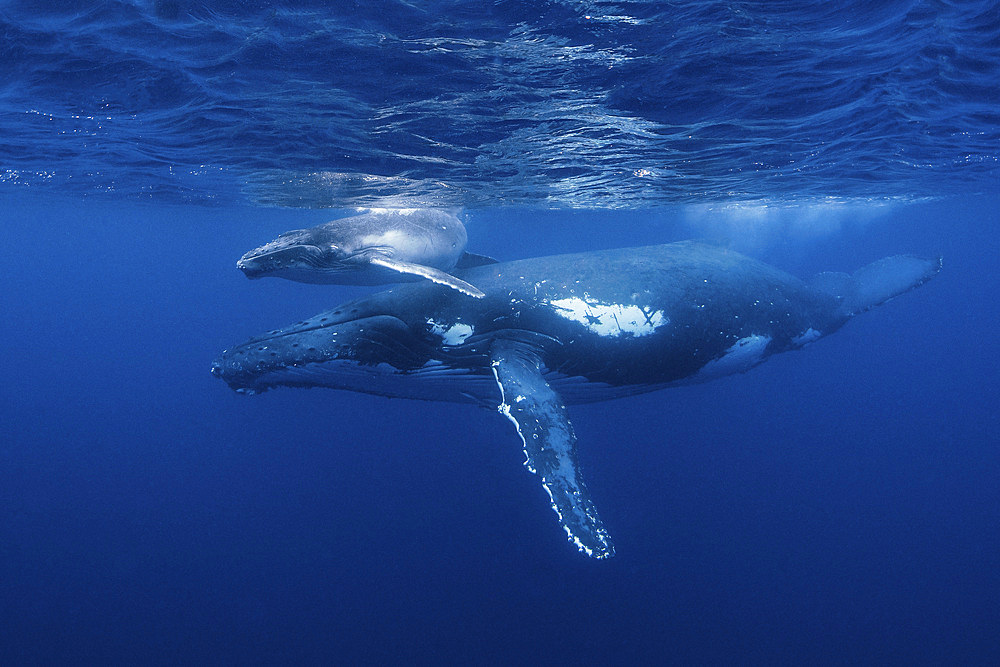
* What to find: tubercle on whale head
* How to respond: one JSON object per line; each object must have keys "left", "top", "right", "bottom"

{"left": 236, "top": 229, "right": 343, "bottom": 279}
{"left": 210, "top": 314, "right": 431, "bottom": 395}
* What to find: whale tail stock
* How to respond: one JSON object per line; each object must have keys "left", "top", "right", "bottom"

{"left": 810, "top": 254, "right": 942, "bottom": 317}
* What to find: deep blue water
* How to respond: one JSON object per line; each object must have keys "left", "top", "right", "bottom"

{"left": 2, "top": 1, "right": 1000, "bottom": 664}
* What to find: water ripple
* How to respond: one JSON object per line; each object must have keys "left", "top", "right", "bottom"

{"left": 0, "top": 0, "right": 997, "bottom": 208}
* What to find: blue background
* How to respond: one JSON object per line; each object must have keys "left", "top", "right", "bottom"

{"left": 2, "top": 1, "right": 999, "bottom": 663}
{"left": 3, "top": 196, "right": 998, "bottom": 663}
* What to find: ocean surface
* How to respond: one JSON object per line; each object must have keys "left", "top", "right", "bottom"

{"left": 2, "top": 1, "right": 999, "bottom": 664}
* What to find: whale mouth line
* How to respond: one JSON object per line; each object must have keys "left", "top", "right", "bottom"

{"left": 239, "top": 243, "right": 323, "bottom": 262}
{"left": 237, "top": 244, "right": 335, "bottom": 276}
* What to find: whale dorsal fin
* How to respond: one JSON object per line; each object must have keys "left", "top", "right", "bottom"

{"left": 489, "top": 338, "right": 615, "bottom": 559}
{"left": 367, "top": 255, "right": 485, "bottom": 298}
{"left": 456, "top": 252, "right": 499, "bottom": 269}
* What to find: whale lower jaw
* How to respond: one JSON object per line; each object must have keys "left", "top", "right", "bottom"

{"left": 242, "top": 358, "right": 694, "bottom": 405}
{"left": 249, "top": 359, "right": 498, "bottom": 402}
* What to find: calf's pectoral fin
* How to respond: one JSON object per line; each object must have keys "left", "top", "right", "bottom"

{"left": 489, "top": 339, "right": 615, "bottom": 559}
{"left": 368, "top": 255, "right": 485, "bottom": 298}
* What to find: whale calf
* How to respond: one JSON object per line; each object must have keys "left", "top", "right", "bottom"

{"left": 237, "top": 208, "right": 496, "bottom": 297}
{"left": 213, "top": 241, "right": 941, "bottom": 558}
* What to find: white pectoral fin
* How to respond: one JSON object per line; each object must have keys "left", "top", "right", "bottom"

{"left": 489, "top": 339, "right": 615, "bottom": 559}
{"left": 368, "top": 255, "right": 485, "bottom": 298}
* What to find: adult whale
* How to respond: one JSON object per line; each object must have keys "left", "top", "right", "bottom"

{"left": 213, "top": 241, "right": 941, "bottom": 558}
{"left": 236, "top": 209, "right": 496, "bottom": 298}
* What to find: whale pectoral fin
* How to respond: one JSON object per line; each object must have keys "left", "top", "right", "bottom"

{"left": 489, "top": 340, "right": 615, "bottom": 559}
{"left": 456, "top": 252, "right": 499, "bottom": 269}
{"left": 367, "top": 255, "right": 485, "bottom": 298}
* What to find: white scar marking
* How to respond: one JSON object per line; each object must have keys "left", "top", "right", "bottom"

{"left": 491, "top": 360, "right": 532, "bottom": 472}
{"left": 427, "top": 319, "right": 473, "bottom": 345}
{"left": 696, "top": 334, "right": 772, "bottom": 380}
{"left": 547, "top": 294, "right": 667, "bottom": 337}
{"left": 792, "top": 328, "right": 822, "bottom": 346}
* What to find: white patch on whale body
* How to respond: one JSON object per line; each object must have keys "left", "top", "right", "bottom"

{"left": 427, "top": 319, "right": 474, "bottom": 345}
{"left": 792, "top": 328, "right": 822, "bottom": 347}
{"left": 547, "top": 294, "right": 667, "bottom": 337}
{"left": 695, "top": 334, "right": 772, "bottom": 380}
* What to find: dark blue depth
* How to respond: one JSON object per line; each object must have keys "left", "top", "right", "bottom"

{"left": 2, "top": 195, "right": 998, "bottom": 663}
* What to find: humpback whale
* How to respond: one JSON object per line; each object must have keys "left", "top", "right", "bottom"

{"left": 213, "top": 242, "right": 940, "bottom": 558}
{"left": 236, "top": 209, "right": 496, "bottom": 298}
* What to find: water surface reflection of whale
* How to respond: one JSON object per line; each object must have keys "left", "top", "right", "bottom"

{"left": 213, "top": 241, "right": 941, "bottom": 558}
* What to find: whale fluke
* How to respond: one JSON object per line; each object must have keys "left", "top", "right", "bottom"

{"left": 811, "top": 255, "right": 942, "bottom": 316}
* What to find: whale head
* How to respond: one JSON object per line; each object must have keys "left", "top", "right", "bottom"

{"left": 236, "top": 227, "right": 356, "bottom": 283}
{"left": 212, "top": 309, "right": 422, "bottom": 392}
